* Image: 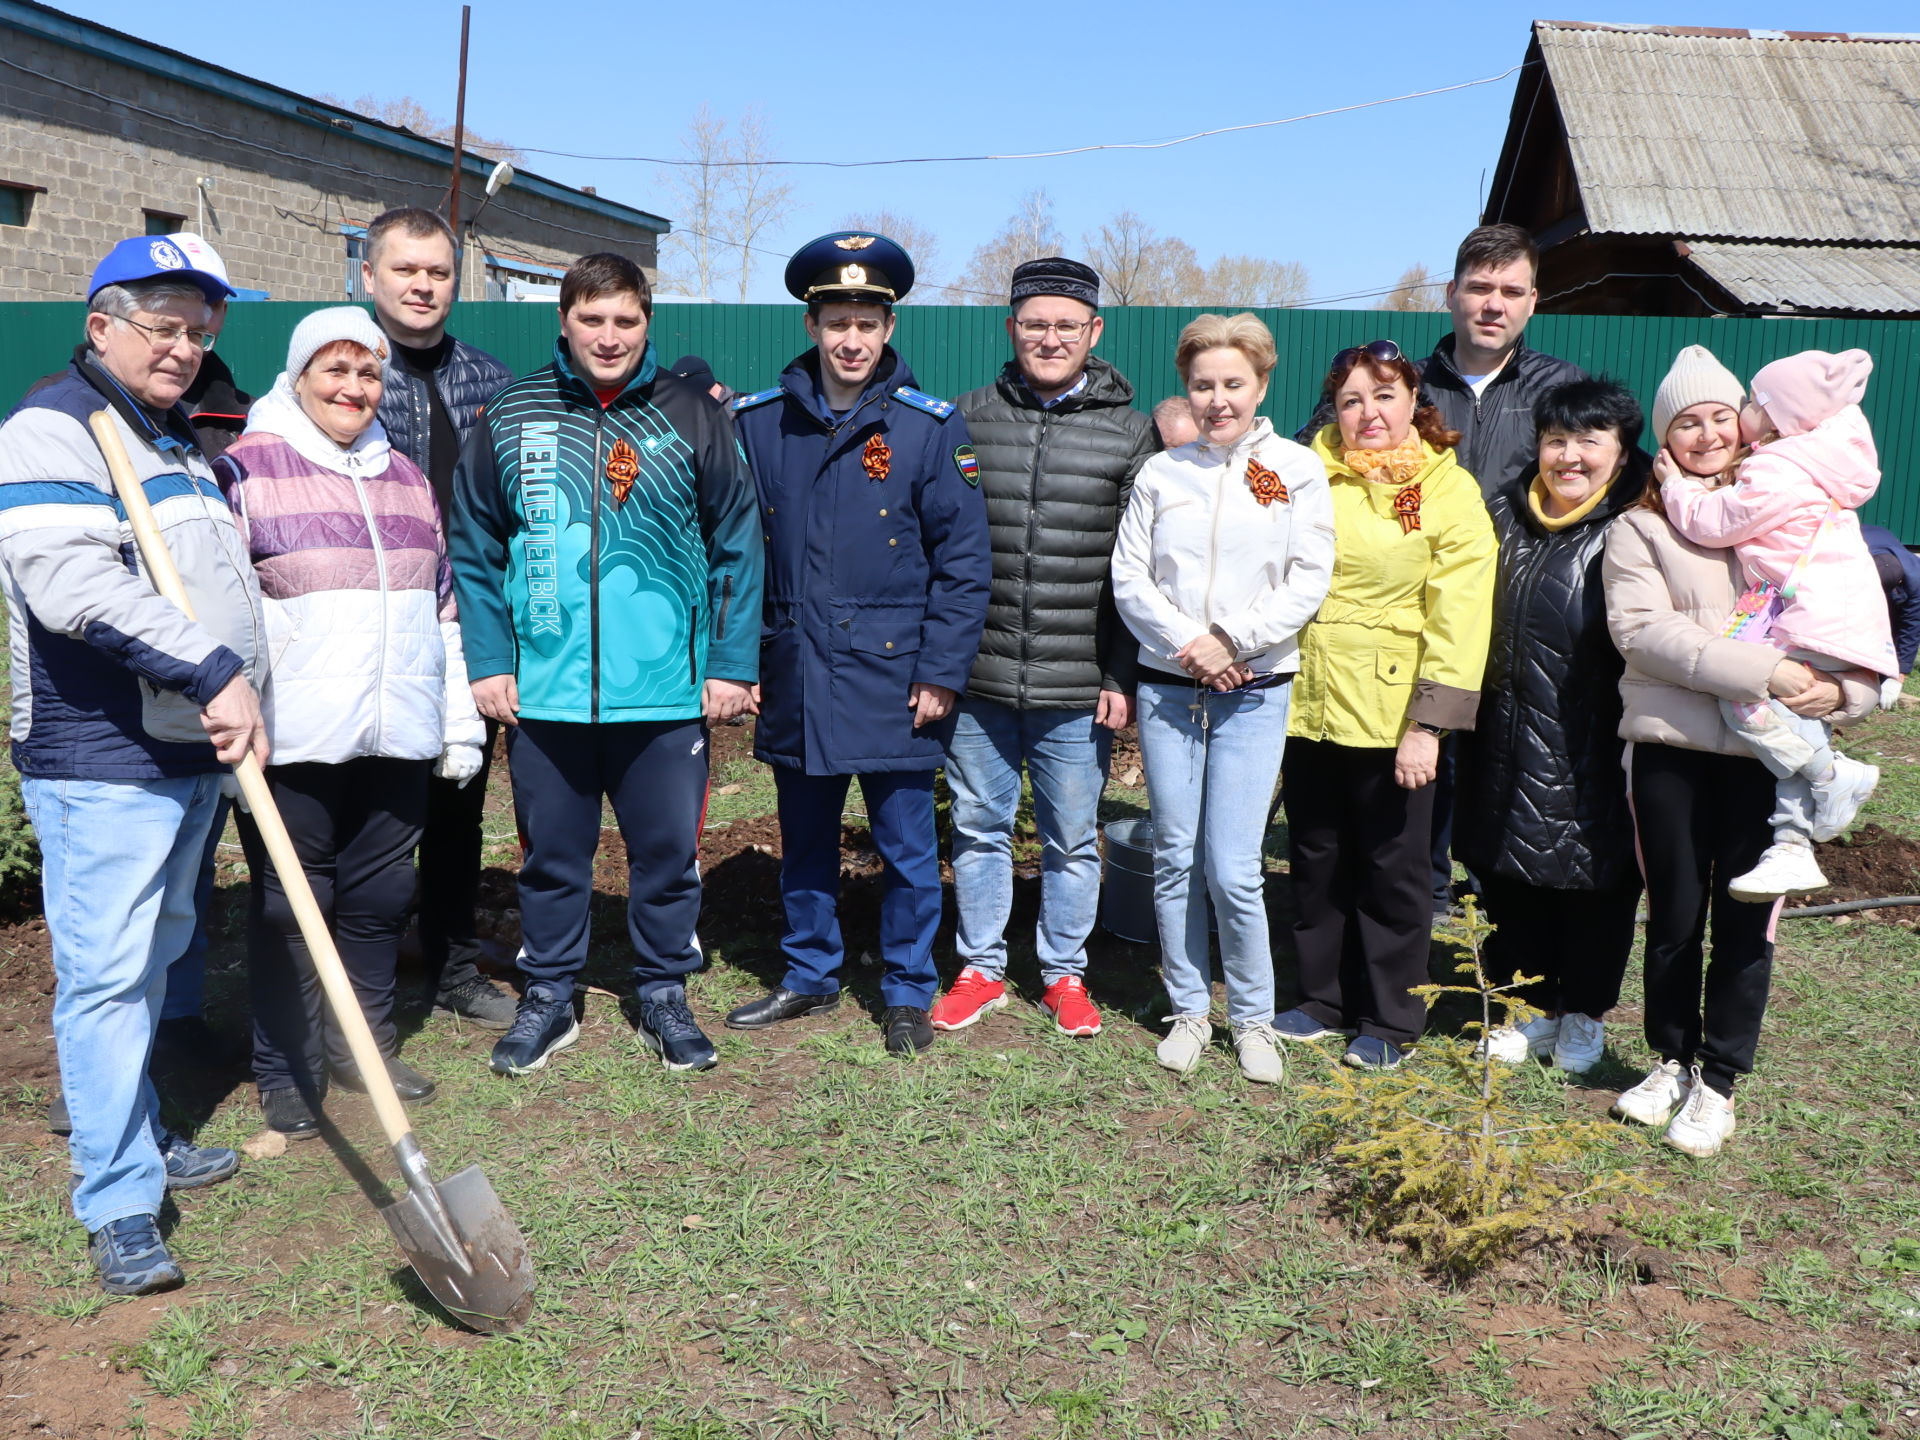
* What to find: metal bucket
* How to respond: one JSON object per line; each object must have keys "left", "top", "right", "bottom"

{"left": 1100, "top": 818, "right": 1158, "bottom": 945}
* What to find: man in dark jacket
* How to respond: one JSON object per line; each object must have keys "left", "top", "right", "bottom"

{"left": 1423, "top": 224, "right": 1585, "bottom": 500}
{"left": 451, "top": 253, "right": 762, "bottom": 1077}
{"left": 1422, "top": 225, "right": 1587, "bottom": 918}
{"left": 928, "top": 257, "right": 1156, "bottom": 1039}
{"left": 363, "top": 206, "right": 518, "bottom": 1029}
{"left": 725, "top": 232, "right": 990, "bottom": 1055}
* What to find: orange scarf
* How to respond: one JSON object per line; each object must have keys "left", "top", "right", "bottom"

{"left": 1342, "top": 433, "right": 1425, "bottom": 487}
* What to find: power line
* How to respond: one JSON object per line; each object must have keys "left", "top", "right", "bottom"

{"left": 8, "top": 51, "right": 1476, "bottom": 313}
{"left": 518, "top": 66, "right": 1530, "bottom": 168}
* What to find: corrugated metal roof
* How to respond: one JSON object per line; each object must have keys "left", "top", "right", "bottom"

{"left": 1535, "top": 21, "right": 1920, "bottom": 241}
{"left": 1683, "top": 242, "right": 1920, "bottom": 313}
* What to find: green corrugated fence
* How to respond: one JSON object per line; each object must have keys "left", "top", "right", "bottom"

{"left": 6, "top": 302, "right": 1919, "bottom": 540}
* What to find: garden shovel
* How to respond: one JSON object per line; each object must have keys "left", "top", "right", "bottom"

{"left": 89, "top": 410, "right": 535, "bottom": 1334}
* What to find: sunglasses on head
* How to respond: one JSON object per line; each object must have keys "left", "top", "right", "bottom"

{"left": 1331, "top": 340, "right": 1404, "bottom": 370}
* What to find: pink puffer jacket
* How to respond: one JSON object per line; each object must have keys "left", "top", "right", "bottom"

{"left": 1660, "top": 406, "right": 1895, "bottom": 676}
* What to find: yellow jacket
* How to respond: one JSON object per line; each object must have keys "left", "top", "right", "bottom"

{"left": 1288, "top": 426, "right": 1497, "bottom": 748}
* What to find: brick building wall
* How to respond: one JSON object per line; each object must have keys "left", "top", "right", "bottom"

{"left": 0, "top": 17, "right": 664, "bottom": 303}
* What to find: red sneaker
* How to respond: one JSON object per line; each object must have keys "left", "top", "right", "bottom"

{"left": 930, "top": 968, "right": 1008, "bottom": 1031}
{"left": 1040, "top": 976, "right": 1102, "bottom": 1037}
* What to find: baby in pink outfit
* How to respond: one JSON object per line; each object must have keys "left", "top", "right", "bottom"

{"left": 1658, "top": 349, "right": 1894, "bottom": 901}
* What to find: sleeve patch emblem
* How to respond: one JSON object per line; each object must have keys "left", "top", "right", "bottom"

{"left": 954, "top": 444, "right": 980, "bottom": 486}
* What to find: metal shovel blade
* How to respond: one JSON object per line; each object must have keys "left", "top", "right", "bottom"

{"left": 380, "top": 1162, "right": 536, "bottom": 1333}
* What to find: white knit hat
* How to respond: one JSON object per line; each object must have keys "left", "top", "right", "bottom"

{"left": 285, "top": 306, "right": 389, "bottom": 381}
{"left": 1652, "top": 344, "right": 1745, "bottom": 442}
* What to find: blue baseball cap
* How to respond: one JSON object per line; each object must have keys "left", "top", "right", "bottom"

{"left": 88, "top": 235, "right": 235, "bottom": 304}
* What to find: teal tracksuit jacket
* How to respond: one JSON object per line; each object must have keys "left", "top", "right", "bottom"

{"left": 450, "top": 340, "right": 762, "bottom": 722}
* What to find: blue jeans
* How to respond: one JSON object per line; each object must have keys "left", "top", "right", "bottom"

{"left": 945, "top": 698, "right": 1111, "bottom": 984}
{"left": 1136, "top": 677, "right": 1290, "bottom": 1027}
{"left": 160, "top": 797, "right": 229, "bottom": 1022}
{"left": 774, "top": 768, "right": 941, "bottom": 1009}
{"left": 22, "top": 773, "right": 222, "bottom": 1230}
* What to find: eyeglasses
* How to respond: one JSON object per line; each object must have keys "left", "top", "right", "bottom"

{"left": 113, "top": 315, "right": 217, "bottom": 352}
{"left": 1331, "top": 339, "right": 1402, "bottom": 370}
{"left": 1016, "top": 319, "right": 1090, "bottom": 341}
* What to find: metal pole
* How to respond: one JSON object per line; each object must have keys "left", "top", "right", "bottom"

{"left": 447, "top": 4, "right": 471, "bottom": 293}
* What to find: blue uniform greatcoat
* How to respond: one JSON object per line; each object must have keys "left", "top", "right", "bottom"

{"left": 733, "top": 348, "right": 990, "bottom": 776}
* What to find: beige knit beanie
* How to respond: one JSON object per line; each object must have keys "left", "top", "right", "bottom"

{"left": 1652, "top": 345, "right": 1745, "bottom": 443}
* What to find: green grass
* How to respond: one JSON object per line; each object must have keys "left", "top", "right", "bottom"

{"left": 4, "top": 698, "right": 1920, "bottom": 1437}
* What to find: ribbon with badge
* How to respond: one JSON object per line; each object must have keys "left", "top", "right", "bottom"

{"left": 861, "top": 433, "right": 891, "bottom": 481}
{"left": 1393, "top": 484, "right": 1423, "bottom": 533}
{"left": 1244, "top": 457, "right": 1289, "bottom": 507}
{"left": 606, "top": 438, "right": 640, "bottom": 506}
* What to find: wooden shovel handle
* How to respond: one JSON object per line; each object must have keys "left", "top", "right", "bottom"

{"left": 87, "top": 411, "right": 415, "bottom": 1147}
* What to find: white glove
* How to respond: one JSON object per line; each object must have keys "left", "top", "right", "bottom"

{"left": 435, "top": 743, "right": 484, "bottom": 788}
{"left": 218, "top": 772, "right": 251, "bottom": 813}
{"left": 1880, "top": 676, "right": 1905, "bottom": 710}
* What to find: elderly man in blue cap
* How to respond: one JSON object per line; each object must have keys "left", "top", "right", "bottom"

{"left": 726, "top": 232, "right": 990, "bottom": 1055}
{"left": 0, "top": 236, "right": 267, "bottom": 1294}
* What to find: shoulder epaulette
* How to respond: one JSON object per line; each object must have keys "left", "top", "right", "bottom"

{"left": 892, "top": 386, "right": 956, "bottom": 419}
{"left": 731, "top": 386, "right": 783, "bottom": 413}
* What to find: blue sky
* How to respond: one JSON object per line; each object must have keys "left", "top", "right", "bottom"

{"left": 61, "top": 0, "right": 1920, "bottom": 304}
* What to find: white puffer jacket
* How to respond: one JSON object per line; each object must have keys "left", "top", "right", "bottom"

{"left": 216, "top": 380, "right": 485, "bottom": 766}
{"left": 1111, "top": 418, "right": 1336, "bottom": 680}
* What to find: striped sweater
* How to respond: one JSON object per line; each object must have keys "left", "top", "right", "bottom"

{"left": 215, "top": 380, "right": 483, "bottom": 766}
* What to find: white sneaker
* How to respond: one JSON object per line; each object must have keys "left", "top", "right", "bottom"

{"left": 1810, "top": 756, "right": 1879, "bottom": 842}
{"left": 1156, "top": 1014, "right": 1212, "bottom": 1077}
{"left": 1613, "top": 1059, "right": 1691, "bottom": 1126}
{"left": 1663, "top": 1065, "right": 1736, "bottom": 1156}
{"left": 1727, "top": 840, "right": 1828, "bottom": 901}
{"left": 1553, "top": 1013, "right": 1606, "bottom": 1073}
{"left": 1478, "top": 1013, "right": 1559, "bottom": 1064}
{"left": 1232, "top": 1021, "right": 1285, "bottom": 1085}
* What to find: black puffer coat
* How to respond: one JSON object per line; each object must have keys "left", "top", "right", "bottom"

{"left": 956, "top": 355, "right": 1159, "bottom": 708}
{"left": 1456, "top": 457, "right": 1647, "bottom": 891}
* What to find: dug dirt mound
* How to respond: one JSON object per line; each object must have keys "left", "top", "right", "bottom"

{"left": 1813, "top": 822, "right": 1920, "bottom": 921}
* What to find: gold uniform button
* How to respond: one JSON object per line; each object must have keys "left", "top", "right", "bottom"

{"left": 878, "top": 508, "right": 888, "bottom": 516}
{"left": 884, "top": 641, "right": 894, "bottom": 649}
{"left": 888, "top": 537, "right": 897, "bottom": 546}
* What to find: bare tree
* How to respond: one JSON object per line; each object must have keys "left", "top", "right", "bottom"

{"left": 1082, "top": 212, "right": 1308, "bottom": 306}
{"left": 1198, "top": 256, "right": 1311, "bottom": 308}
{"left": 1081, "top": 211, "right": 1157, "bottom": 303}
{"left": 727, "top": 108, "right": 795, "bottom": 304}
{"left": 320, "top": 93, "right": 521, "bottom": 163}
{"left": 656, "top": 106, "right": 732, "bottom": 298}
{"left": 1081, "top": 212, "right": 1203, "bottom": 305}
{"left": 839, "top": 211, "right": 947, "bottom": 302}
{"left": 955, "top": 189, "right": 1064, "bottom": 303}
{"left": 1377, "top": 262, "right": 1447, "bottom": 312}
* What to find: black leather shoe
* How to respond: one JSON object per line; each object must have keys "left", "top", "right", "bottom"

{"left": 725, "top": 987, "right": 841, "bottom": 1030}
{"left": 882, "top": 1006, "right": 934, "bottom": 1056}
{"left": 260, "top": 1086, "right": 322, "bottom": 1140}
{"left": 330, "top": 1055, "right": 438, "bottom": 1105}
